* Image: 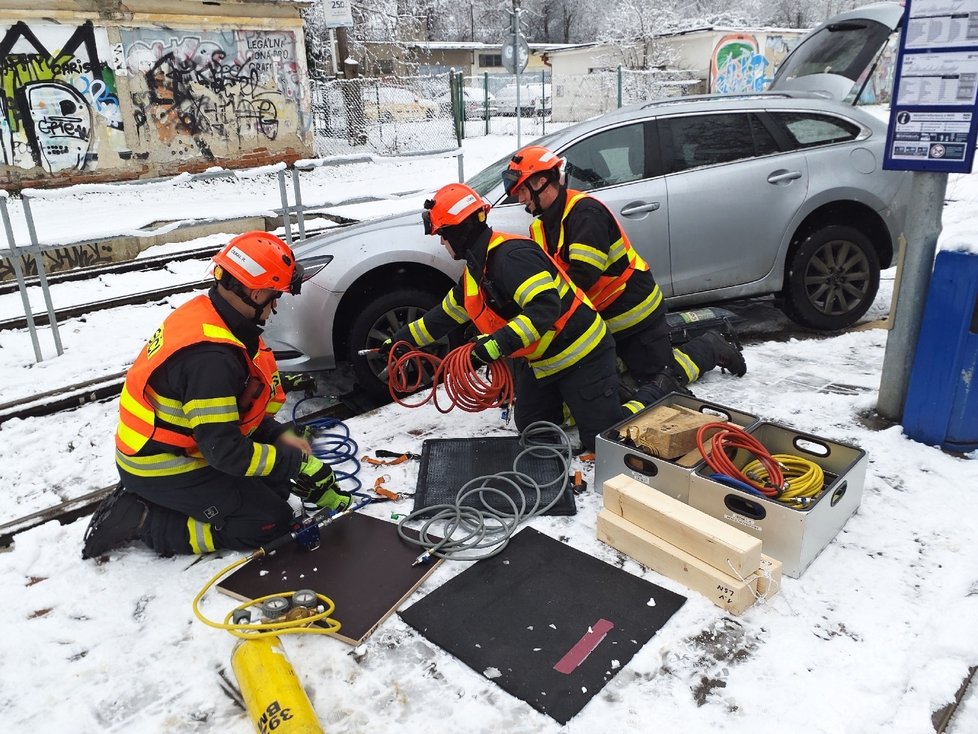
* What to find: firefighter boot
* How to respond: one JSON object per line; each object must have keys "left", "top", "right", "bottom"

{"left": 82, "top": 485, "right": 149, "bottom": 559}
{"left": 632, "top": 370, "right": 693, "bottom": 408}
{"left": 699, "top": 330, "right": 747, "bottom": 377}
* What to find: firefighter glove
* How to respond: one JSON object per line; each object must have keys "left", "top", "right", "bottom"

{"left": 380, "top": 325, "right": 415, "bottom": 357}
{"left": 471, "top": 334, "right": 502, "bottom": 366}
{"left": 293, "top": 455, "right": 352, "bottom": 511}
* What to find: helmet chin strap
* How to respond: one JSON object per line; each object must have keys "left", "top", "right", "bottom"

{"left": 234, "top": 283, "right": 278, "bottom": 325}
{"left": 524, "top": 176, "right": 554, "bottom": 216}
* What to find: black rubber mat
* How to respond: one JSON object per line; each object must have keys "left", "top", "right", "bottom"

{"left": 412, "top": 436, "right": 576, "bottom": 518}
{"left": 399, "top": 527, "right": 686, "bottom": 724}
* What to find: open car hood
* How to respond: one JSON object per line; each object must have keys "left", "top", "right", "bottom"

{"left": 769, "top": 2, "right": 904, "bottom": 102}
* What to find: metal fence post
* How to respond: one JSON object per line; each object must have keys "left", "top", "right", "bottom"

{"left": 540, "top": 70, "right": 546, "bottom": 135}
{"left": 20, "top": 194, "right": 63, "bottom": 356}
{"left": 1, "top": 195, "right": 43, "bottom": 362}
{"left": 290, "top": 168, "right": 306, "bottom": 242}
{"left": 484, "top": 72, "right": 490, "bottom": 136}
{"left": 277, "top": 169, "right": 293, "bottom": 246}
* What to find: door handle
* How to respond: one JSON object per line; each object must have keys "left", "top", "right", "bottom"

{"left": 620, "top": 201, "right": 660, "bottom": 216}
{"left": 767, "top": 170, "right": 802, "bottom": 184}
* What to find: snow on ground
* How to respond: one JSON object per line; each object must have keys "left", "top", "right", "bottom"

{"left": 1, "top": 129, "right": 977, "bottom": 734}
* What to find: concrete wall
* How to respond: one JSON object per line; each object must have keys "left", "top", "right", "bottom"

{"left": 0, "top": 0, "right": 313, "bottom": 190}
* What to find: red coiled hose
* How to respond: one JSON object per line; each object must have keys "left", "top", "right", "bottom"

{"left": 696, "top": 422, "right": 784, "bottom": 497}
{"left": 386, "top": 341, "right": 514, "bottom": 414}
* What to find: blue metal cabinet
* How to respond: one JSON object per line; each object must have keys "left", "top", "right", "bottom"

{"left": 903, "top": 250, "right": 978, "bottom": 452}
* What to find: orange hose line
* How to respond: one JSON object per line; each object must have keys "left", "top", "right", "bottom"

{"left": 386, "top": 341, "right": 514, "bottom": 413}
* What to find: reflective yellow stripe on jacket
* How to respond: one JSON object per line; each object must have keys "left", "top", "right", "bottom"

{"left": 528, "top": 311, "right": 608, "bottom": 379}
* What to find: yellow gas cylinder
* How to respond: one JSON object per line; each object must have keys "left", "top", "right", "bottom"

{"left": 230, "top": 636, "right": 324, "bottom": 734}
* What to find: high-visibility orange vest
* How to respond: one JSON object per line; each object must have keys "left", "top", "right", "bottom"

{"left": 530, "top": 189, "right": 650, "bottom": 310}
{"left": 462, "top": 232, "right": 585, "bottom": 358}
{"left": 115, "top": 295, "right": 285, "bottom": 457}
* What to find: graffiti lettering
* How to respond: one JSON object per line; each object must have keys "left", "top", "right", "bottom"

{"left": 0, "top": 20, "right": 123, "bottom": 173}
{"left": 122, "top": 29, "right": 300, "bottom": 151}
{"left": 35, "top": 115, "right": 89, "bottom": 140}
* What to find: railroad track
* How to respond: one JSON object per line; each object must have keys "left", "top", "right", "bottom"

{"left": 0, "top": 371, "right": 127, "bottom": 426}
{"left": 0, "top": 279, "right": 209, "bottom": 331}
{"left": 0, "top": 245, "right": 219, "bottom": 297}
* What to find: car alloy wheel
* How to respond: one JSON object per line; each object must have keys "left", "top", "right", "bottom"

{"left": 782, "top": 224, "right": 880, "bottom": 331}
{"left": 348, "top": 287, "right": 453, "bottom": 402}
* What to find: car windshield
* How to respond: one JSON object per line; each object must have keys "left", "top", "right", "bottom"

{"left": 465, "top": 130, "right": 563, "bottom": 201}
{"left": 772, "top": 19, "right": 893, "bottom": 85}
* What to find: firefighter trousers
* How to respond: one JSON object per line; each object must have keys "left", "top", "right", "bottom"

{"left": 119, "top": 465, "right": 294, "bottom": 555}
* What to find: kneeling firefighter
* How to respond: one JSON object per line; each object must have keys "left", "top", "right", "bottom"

{"left": 503, "top": 145, "right": 747, "bottom": 387}
{"left": 82, "top": 232, "right": 351, "bottom": 559}
{"left": 381, "top": 183, "right": 684, "bottom": 452}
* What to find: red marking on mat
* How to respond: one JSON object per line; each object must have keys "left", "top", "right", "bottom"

{"left": 553, "top": 618, "right": 614, "bottom": 674}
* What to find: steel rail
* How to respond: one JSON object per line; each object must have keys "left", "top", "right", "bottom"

{"left": 0, "top": 371, "right": 127, "bottom": 426}
{"left": 0, "top": 246, "right": 218, "bottom": 296}
{"left": 0, "top": 280, "right": 209, "bottom": 331}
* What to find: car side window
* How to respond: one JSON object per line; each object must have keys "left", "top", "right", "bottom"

{"left": 562, "top": 123, "right": 646, "bottom": 192}
{"left": 772, "top": 112, "right": 861, "bottom": 148}
{"left": 662, "top": 113, "right": 758, "bottom": 173}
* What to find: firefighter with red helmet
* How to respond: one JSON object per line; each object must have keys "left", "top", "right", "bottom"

{"left": 82, "top": 232, "right": 349, "bottom": 559}
{"left": 382, "top": 183, "right": 681, "bottom": 451}
{"left": 503, "top": 145, "right": 747, "bottom": 388}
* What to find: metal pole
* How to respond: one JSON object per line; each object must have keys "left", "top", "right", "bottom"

{"left": 1, "top": 197, "right": 43, "bottom": 362}
{"left": 20, "top": 195, "right": 62, "bottom": 356}
{"left": 484, "top": 72, "right": 490, "bottom": 136}
{"left": 329, "top": 28, "right": 340, "bottom": 77}
{"left": 513, "top": 0, "right": 522, "bottom": 148}
{"left": 277, "top": 170, "right": 293, "bottom": 246}
{"left": 457, "top": 150, "right": 464, "bottom": 183}
{"left": 876, "top": 171, "right": 949, "bottom": 421}
{"left": 291, "top": 168, "right": 306, "bottom": 242}
{"left": 540, "top": 69, "right": 546, "bottom": 135}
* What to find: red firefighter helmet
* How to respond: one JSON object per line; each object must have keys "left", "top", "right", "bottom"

{"left": 502, "top": 145, "right": 563, "bottom": 195}
{"left": 422, "top": 183, "right": 490, "bottom": 236}
{"left": 212, "top": 231, "right": 303, "bottom": 295}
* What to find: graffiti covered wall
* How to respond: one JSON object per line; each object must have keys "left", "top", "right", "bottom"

{"left": 121, "top": 28, "right": 310, "bottom": 161}
{"left": 0, "top": 20, "right": 125, "bottom": 173}
{"left": 711, "top": 34, "right": 769, "bottom": 94}
{"left": 709, "top": 32, "right": 803, "bottom": 94}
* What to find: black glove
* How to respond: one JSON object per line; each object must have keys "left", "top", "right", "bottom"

{"left": 380, "top": 326, "right": 415, "bottom": 357}
{"left": 293, "top": 455, "right": 352, "bottom": 511}
{"left": 471, "top": 334, "right": 502, "bottom": 367}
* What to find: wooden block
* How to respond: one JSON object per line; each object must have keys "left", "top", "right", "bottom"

{"left": 748, "top": 554, "right": 782, "bottom": 599}
{"left": 618, "top": 404, "right": 717, "bottom": 459}
{"left": 597, "top": 510, "right": 760, "bottom": 615}
{"left": 603, "top": 474, "right": 762, "bottom": 577}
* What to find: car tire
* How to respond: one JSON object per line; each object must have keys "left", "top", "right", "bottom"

{"left": 782, "top": 224, "right": 880, "bottom": 331}
{"left": 348, "top": 287, "right": 454, "bottom": 402}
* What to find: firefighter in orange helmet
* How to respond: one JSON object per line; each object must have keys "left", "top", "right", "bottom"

{"left": 382, "top": 183, "right": 683, "bottom": 451}
{"left": 503, "top": 145, "right": 746, "bottom": 390}
{"left": 83, "top": 232, "right": 349, "bottom": 559}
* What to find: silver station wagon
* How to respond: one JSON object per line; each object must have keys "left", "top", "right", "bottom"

{"left": 267, "top": 3, "right": 909, "bottom": 400}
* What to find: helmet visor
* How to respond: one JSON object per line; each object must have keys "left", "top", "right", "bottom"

{"left": 501, "top": 167, "right": 522, "bottom": 196}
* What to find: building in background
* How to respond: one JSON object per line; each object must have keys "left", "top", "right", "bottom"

{"left": 544, "top": 27, "right": 808, "bottom": 121}
{"left": 0, "top": 0, "right": 314, "bottom": 189}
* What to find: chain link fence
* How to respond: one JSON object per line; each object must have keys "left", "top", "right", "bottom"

{"left": 309, "top": 69, "right": 703, "bottom": 155}
{"left": 311, "top": 74, "right": 458, "bottom": 157}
